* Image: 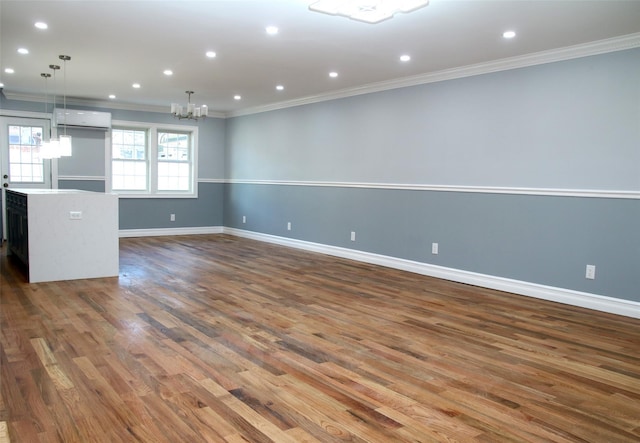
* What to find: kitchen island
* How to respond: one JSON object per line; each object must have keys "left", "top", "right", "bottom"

{"left": 6, "top": 189, "right": 119, "bottom": 283}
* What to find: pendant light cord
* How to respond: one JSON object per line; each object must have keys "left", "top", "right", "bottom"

{"left": 59, "top": 55, "right": 71, "bottom": 137}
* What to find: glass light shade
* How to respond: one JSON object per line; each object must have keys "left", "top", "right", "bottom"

{"left": 59, "top": 135, "right": 72, "bottom": 156}
{"left": 40, "top": 141, "right": 53, "bottom": 159}
{"left": 48, "top": 139, "right": 61, "bottom": 159}
{"left": 41, "top": 139, "right": 62, "bottom": 159}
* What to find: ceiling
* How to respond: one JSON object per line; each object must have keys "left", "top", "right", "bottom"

{"left": 2, "top": 0, "right": 640, "bottom": 117}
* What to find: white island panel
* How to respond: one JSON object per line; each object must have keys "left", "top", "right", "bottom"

{"left": 10, "top": 189, "right": 119, "bottom": 283}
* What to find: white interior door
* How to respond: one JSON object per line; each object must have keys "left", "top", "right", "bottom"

{"left": 0, "top": 116, "right": 53, "bottom": 239}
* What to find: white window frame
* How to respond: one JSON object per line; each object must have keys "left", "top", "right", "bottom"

{"left": 105, "top": 120, "right": 198, "bottom": 198}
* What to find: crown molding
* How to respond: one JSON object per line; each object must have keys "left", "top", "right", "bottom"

{"left": 4, "top": 33, "right": 639, "bottom": 119}
{"left": 1, "top": 93, "right": 227, "bottom": 119}
{"left": 0, "top": 109, "right": 49, "bottom": 119}
{"left": 227, "top": 32, "right": 640, "bottom": 117}
{"left": 2, "top": 92, "right": 161, "bottom": 112}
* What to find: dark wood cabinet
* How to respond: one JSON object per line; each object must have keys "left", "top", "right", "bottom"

{"left": 6, "top": 190, "right": 29, "bottom": 266}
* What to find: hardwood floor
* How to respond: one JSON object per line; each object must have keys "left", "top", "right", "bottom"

{"left": 1, "top": 234, "right": 639, "bottom": 442}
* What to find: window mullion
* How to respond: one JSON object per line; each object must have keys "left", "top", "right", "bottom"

{"left": 148, "top": 127, "right": 157, "bottom": 194}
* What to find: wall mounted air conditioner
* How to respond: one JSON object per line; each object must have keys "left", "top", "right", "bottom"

{"left": 54, "top": 108, "right": 112, "bottom": 130}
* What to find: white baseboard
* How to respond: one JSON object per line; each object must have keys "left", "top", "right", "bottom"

{"left": 119, "top": 226, "right": 223, "bottom": 238}
{"left": 224, "top": 228, "right": 640, "bottom": 319}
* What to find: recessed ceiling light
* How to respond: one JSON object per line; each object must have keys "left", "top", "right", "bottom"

{"left": 0, "top": 83, "right": 4, "bottom": 88}
{"left": 108, "top": 94, "right": 116, "bottom": 99}
{"left": 163, "top": 69, "right": 173, "bottom": 76}
{"left": 34, "top": 22, "right": 48, "bottom": 30}
{"left": 132, "top": 83, "right": 141, "bottom": 88}
{"left": 276, "top": 85, "right": 284, "bottom": 91}
{"left": 503, "top": 30, "right": 516, "bottom": 39}
{"left": 329, "top": 71, "right": 338, "bottom": 78}
{"left": 206, "top": 51, "right": 216, "bottom": 58}
{"left": 234, "top": 95, "right": 242, "bottom": 100}
{"left": 4, "top": 68, "right": 15, "bottom": 74}
{"left": 17, "top": 48, "right": 29, "bottom": 55}
{"left": 266, "top": 26, "right": 279, "bottom": 35}
{"left": 400, "top": 54, "right": 411, "bottom": 62}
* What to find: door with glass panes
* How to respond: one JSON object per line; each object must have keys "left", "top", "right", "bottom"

{"left": 0, "top": 116, "right": 52, "bottom": 239}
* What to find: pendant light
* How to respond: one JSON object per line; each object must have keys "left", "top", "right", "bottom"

{"left": 40, "top": 72, "right": 53, "bottom": 160}
{"left": 58, "top": 55, "right": 72, "bottom": 156}
{"left": 42, "top": 64, "right": 61, "bottom": 159}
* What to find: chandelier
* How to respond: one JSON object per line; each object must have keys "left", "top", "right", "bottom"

{"left": 309, "top": 0, "right": 429, "bottom": 24}
{"left": 171, "top": 91, "right": 208, "bottom": 121}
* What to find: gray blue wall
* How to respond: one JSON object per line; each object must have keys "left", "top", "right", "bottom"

{"left": 2, "top": 48, "right": 638, "bottom": 304}
{"left": 224, "top": 49, "right": 640, "bottom": 303}
{"left": 223, "top": 183, "right": 639, "bottom": 302}
{"left": 0, "top": 96, "right": 227, "bottom": 229}
{"left": 225, "top": 50, "right": 639, "bottom": 190}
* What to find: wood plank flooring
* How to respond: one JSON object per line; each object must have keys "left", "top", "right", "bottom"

{"left": 1, "top": 234, "right": 639, "bottom": 442}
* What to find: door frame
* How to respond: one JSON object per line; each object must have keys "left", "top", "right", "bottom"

{"left": 0, "top": 109, "right": 59, "bottom": 239}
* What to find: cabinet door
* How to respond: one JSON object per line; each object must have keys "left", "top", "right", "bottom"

{"left": 5, "top": 191, "right": 29, "bottom": 265}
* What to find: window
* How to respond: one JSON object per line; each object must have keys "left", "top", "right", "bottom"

{"left": 111, "top": 128, "right": 147, "bottom": 191}
{"left": 107, "top": 121, "right": 197, "bottom": 197}
{"left": 158, "top": 131, "right": 190, "bottom": 191}
{"left": 8, "top": 124, "right": 45, "bottom": 183}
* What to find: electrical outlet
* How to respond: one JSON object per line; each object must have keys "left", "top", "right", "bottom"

{"left": 350, "top": 231, "right": 356, "bottom": 242}
{"left": 69, "top": 211, "right": 82, "bottom": 220}
{"left": 432, "top": 242, "right": 439, "bottom": 255}
{"left": 242, "top": 215, "right": 246, "bottom": 224}
{"left": 586, "top": 265, "right": 596, "bottom": 280}
{"left": 170, "top": 213, "right": 175, "bottom": 222}
{"left": 287, "top": 222, "right": 292, "bottom": 231}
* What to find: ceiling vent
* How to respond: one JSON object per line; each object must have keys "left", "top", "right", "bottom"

{"left": 54, "top": 108, "right": 111, "bottom": 130}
